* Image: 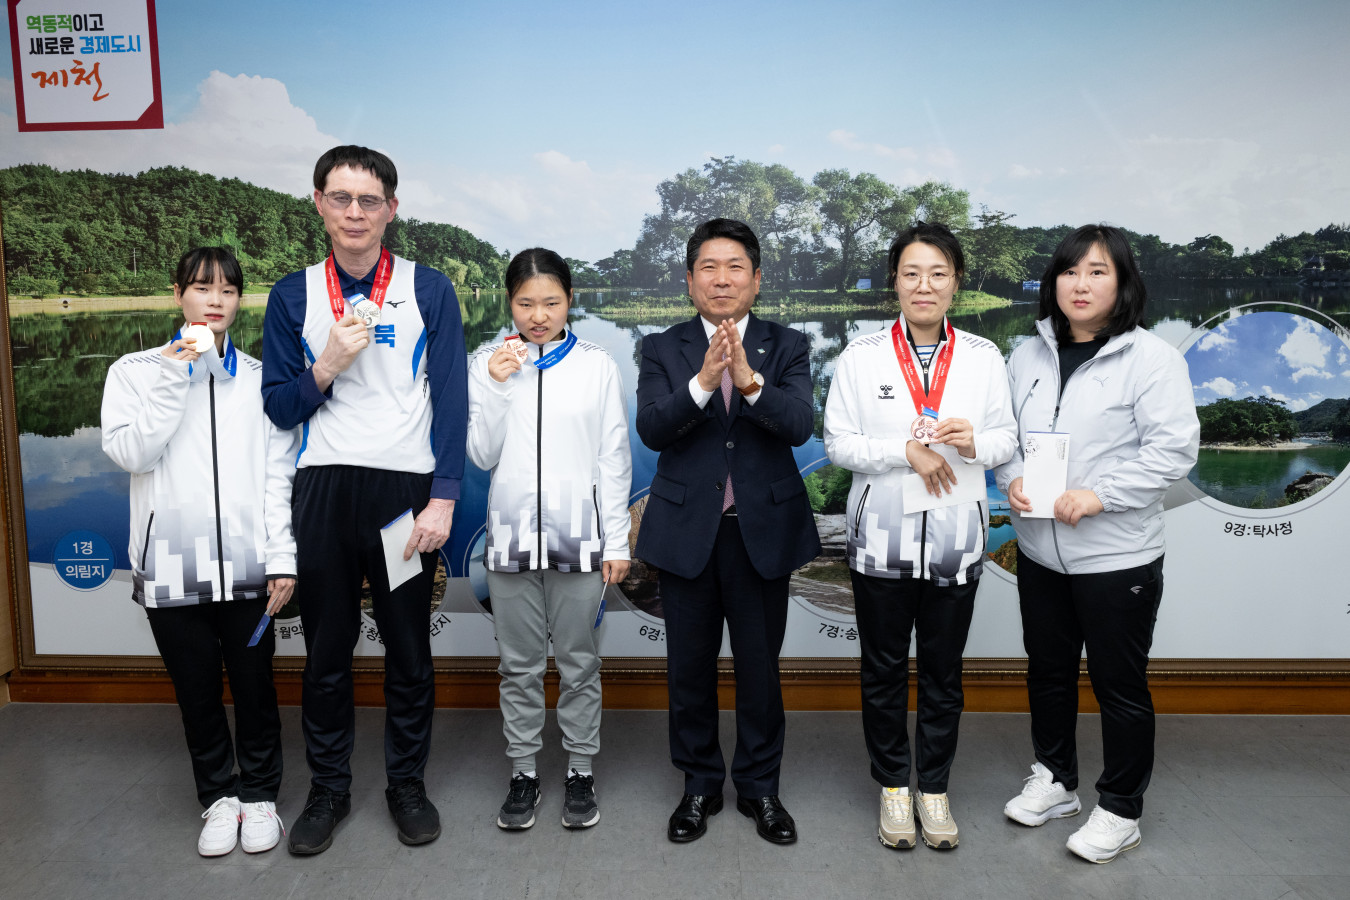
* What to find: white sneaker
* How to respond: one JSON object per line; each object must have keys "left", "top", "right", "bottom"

{"left": 198, "top": 796, "right": 240, "bottom": 857}
{"left": 1066, "top": 806, "right": 1141, "bottom": 863}
{"left": 1004, "top": 762, "right": 1082, "bottom": 826}
{"left": 915, "top": 791, "right": 958, "bottom": 849}
{"left": 240, "top": 800, "right": 283, "bottom": 853}
{"left": 877, "top": 787, "right": 916, "bottom": 849}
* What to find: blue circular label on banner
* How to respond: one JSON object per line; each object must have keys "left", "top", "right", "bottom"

{"left": 53, "top": 530, "right": 115, "bottom": 592}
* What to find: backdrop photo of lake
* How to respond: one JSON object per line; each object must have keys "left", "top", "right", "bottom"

{"left": 1184, "top": 309, "right": 1350, "bottom": 509}
{"left": 11, "top": 280, "right": 1350, "bottom": 594}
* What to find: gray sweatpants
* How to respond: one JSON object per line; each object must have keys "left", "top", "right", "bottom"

{"left": 487, "top": 569, "right": 605, "bottom": 771}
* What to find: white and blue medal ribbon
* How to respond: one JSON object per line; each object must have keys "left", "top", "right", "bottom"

{"left": 531, "top": 330, "right": 577, "bottom": 370}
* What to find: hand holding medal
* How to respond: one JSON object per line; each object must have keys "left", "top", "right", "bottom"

{"left": 927, "top": 416, "right": 976, "bottom": 458}
{"left": 488, "top": 336, "right": 528, "bottom": 383}
{"left": 311, "top": 249, "right": 390, "bottom": 391}
{"left": 182, "top": 322, "right": 215, "bottom": 353}
{"left": 162, "top": 322, "right": 212, "bottom": 361}
{"left": 312, "top": 314, "right": 370, "bottom": 391}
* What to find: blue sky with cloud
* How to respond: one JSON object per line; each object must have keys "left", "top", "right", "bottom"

{"left": 1187, "top": 311, "right": 1350, "bottom": 412}
{"left": 3, "top": 0, "right": 1348, "bottom": 260}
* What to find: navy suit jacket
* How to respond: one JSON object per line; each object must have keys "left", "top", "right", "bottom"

{"left": 634, "top": 313, "right": 821, "bottom": 581}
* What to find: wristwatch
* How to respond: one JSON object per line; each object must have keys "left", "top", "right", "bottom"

{"left": 738, "top": 371, "right": 765, "bottom": 397}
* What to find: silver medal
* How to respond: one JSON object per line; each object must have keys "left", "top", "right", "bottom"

{"left": 352, "top": 298, "right": 381, "bottom": 328}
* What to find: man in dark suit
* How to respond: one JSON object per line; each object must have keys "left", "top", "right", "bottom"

{"left": 635, "top": 218, "right": 821, "bottom": 845}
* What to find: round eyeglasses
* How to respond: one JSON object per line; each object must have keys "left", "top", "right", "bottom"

{"left": 897, "top": 272, "right": 952, "bottom": 289}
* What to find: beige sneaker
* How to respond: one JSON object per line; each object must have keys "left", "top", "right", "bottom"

{"left": 877, "top": 787, "right": 916, "bottom": 849}
{"left": 915, "top": 791, "right": 959, "bottom": 849}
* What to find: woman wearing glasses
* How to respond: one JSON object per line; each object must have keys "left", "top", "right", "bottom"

{"left": 466, "top": 249, "right": 631, "bottom": 832}
{"left": 824, "top": 222, "right": 1017, "bottom": 851}
{"left": 997, "top": 225, "right": 1198, "bottom": 863}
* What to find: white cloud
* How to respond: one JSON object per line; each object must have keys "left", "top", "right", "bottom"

{"left": 0, "top": 72, "right": 340, "bottom": 197}
{"left": 1261, "top": 385, "right": 1307, "bottom": 411}
{"left": 827, "top": 129, "right": 918, "bottom": 162}
{"left": 0, "top": 73, "right": 656, "bottom": 260}
{"left": 1009, "top": 164, "right": 1042, "bottom": 179}
{"left": 767, "top": 144, "right": 785, "bottom": 155}
{"left": 1200, "top": 376, "right": 1237, "bottom": 397}
{"left": 403, "top": 150, "right": 659, "bottom": 261}
{"left": 1278, "top": 318, "right": 1332, "bottom": 380}
{"left": 1197, "top": 321, "right": 1235, "bottom": 352}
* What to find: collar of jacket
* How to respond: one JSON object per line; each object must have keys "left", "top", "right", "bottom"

{"left": 1034, "top": 316, "right": 1135, "bottom": 360}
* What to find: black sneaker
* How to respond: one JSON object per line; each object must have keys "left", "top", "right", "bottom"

{"left": 287, "top": 785, "right": 351, "bottom": 855}
{"left": 497, "top": 773, "right": 541, "bottom": 830}
{"left": 386, "top": 780, "right": 441, "bottom": 845}
{"left": 562, "top": 770, "right": 600, "bottom": 829}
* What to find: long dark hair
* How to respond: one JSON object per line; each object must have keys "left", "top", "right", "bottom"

{"left": 1039, "top": 224, "right": 1147, "bottom": 343}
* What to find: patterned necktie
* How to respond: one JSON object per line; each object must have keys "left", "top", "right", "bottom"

{"left": 721, "top": 365, "right": 735, "bottom": 512}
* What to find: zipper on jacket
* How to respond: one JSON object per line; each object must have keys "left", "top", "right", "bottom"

{"left": 591, "top": 485, "right": 604, "bottom": 573}
{"left": 592, "top": 485, "right": 603, "bottom": 541}
{"left": 536, "top": 366, "right": 544, "bottom": 571}
{"left": 209, "top": 374, "right": 226, "bottom": 599}
{"left": 1050, "top": 515, "right": 1069, "bottom": 572}
{"left": 853, "top": 484, "right": 871, "bottom": 538}
{"left": 919, "top": 510, "right": 929, "bottom": 579}
{"left": 977, "top": 500, "right": 987, "bottom": 555}
{"left": 139, "top": 511, "right": 155, "bottom": 570}
{"left": 1015, "top": 379, "right": 1040, "bottom": 422}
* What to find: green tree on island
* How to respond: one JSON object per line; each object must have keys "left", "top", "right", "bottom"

{"left": 1197, "top": 396, "right": 1299, "bottom": 445}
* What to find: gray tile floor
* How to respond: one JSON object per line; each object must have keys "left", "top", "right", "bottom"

{"left": 0, "top": 703, "right": 1347, "bottom": 899}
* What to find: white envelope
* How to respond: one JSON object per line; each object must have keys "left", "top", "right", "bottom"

{"left": 901, "top": 443, "right": 988, "bottom": 513}
{"left": 1021, "top": 431, "right": 1070, "bottom": 518}
{"left": 380, "top": 509, "right": 425, "bottom": 590}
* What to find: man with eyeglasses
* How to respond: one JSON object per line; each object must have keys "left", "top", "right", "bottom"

{"left": 261, "top": 145, "right": 467, "bottom": 855}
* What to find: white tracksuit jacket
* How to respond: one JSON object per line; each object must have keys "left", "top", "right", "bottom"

{"left": 466, "top": 332, "right": 632, "bottom": 573}
{"left": 824, "top": 320, "right": 1018, "bottom": 586}
{"left": 101, "top": 334, "right": 298, "bottom": 608}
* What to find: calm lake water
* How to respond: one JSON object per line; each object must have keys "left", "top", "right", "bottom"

{"left": 11, "top": 280, "right": 1350, "bottom": 573}
{"left": 1188, "top": 444, "right": 1350, "bottom": 508}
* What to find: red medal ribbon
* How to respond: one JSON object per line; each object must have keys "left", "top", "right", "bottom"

{"left": 324, "top": 247, "right": 394, "bottom": 322}
{"left": 890, "top": 317, "right": 956, "bottom": 418}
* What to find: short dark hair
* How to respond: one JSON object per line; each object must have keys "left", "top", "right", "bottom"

{"left": 313, "top": 145, "right": 398, "bottom": 197}
{"left": 887, "top": 221, "right": 965, "bottom": 289}
{"left": 1039, "top": 224, "right": 1147, "bottom": 343}
{"left": 505, "top": 247, "right": 572, "bottom": 300}
{"left": 173, "top": 246, "right": 243, "bottom": 295}
{"left": 686, "top": 218, "right": 761, "bottom": 273}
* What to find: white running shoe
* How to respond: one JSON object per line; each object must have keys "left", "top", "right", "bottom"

{"left": 1004, "top": 762, "right": 1082, "bottom": 826}
{"left": 877, "top": 787, "right": 916, "bottom": 849}
{"left": 1066, "top": 805, "right": 1141, "bottom": 863}
{"left": 240, "top": 800, "right": 283, "bottom": 853}
{"left": 198, "top": 796, "right": 240, "bottom": 857}
{"left": 915, "top": 791, "right": 959, "bottom": 849}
